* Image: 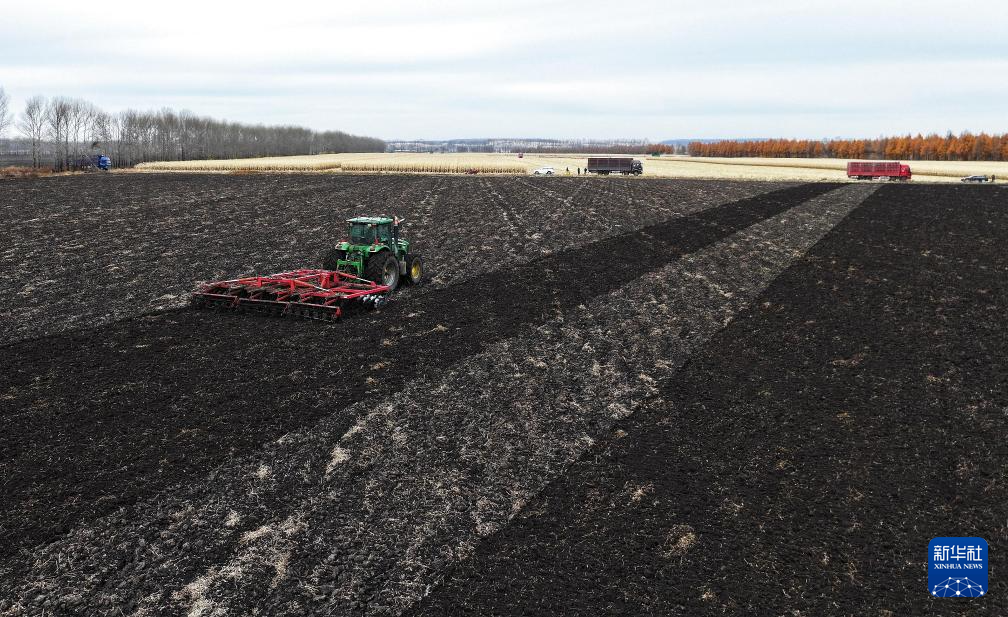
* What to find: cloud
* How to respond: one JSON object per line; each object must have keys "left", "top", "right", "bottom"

{"left": 1, "top": 0, "right": 1006, "bottom": 138}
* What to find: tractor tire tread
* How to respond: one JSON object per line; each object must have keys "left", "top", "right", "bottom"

{"left": 405, "top": 253, "right": 424, "bottom": 285}
{"left": 364, "top": 251, "right": 399, "bottom": 292}
{"left": 322, "top": 248, "right": 346, "bottom": 271}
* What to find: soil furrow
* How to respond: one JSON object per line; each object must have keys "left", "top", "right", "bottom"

{"left": 0, "top": 173, "right": 379, "bottom": 341}
{"left": 0, "top": 183, "right": 863, "bottom": 615}
{"left": 411, "top": 184, "right": 1008, "bottom": 617}
{"left": 0, "top": 183, "right": 832, "bottom": 577}
{"left": 1, "top": 175, "right": 784, "bottom": 342}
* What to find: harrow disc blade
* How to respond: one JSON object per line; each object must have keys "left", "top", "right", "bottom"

{"left": 191, "top": 269, "right": 391, "bottom": 322}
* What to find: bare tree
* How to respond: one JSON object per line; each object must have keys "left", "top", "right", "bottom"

{"left": 18, "top": 96, "right": 47, "bottom": 168}
{"left": 0, "top": 87, "right": 12, "bottom": 138}
{"left": 68, "top": 100, "right": 85, "bottom": 166}
{"left": 89, "top": 109, "right": 113, "bottom": 151}
{"left": 15, "top": 92, "right": 384, "bottom": 169}
{"left": 44, "top": 97, "right": 72, "bottom": 170}
{"left": 66, "top": 99, "right": 99, "bottom": 168}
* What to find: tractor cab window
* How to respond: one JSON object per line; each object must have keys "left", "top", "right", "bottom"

{"left": 349, "top": 223, "right": 375, "bottom": 245}
{"left": 376, "top": 224, "right": 391, "bottom": 245}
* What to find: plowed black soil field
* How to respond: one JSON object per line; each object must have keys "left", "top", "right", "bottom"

{"left": 0, "top": 175, "right": 1005, "bottom": 616}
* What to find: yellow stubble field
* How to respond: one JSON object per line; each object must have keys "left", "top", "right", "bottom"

{"left": 135, "top": 153, "right": 1008, "bottom": 182}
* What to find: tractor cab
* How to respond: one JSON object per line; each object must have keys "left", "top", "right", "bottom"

{"left": 323, "top": 216, "right": 422, "bottom": 292}
{"left": 345, "top": 216, "right": 401, "bottom": 252}
{"left": 348, "top": 217, "right": 383, "bottom": 244}
{"left": 348, "top": 220, "right": 376, "bottom": 245}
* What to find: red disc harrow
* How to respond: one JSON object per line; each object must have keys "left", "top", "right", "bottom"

{"left": 192, "top": 269, "right": 390, "bottom": 321}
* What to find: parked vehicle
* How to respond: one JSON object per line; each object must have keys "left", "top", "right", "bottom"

{"left": 78, "top": 154, "right": 112, "bottom": 171}
{"left": 961, "top": 175, "right": 991, "bottom": 183}
{"left": 587, "top": 157, "right": 643, "bottom": 176}
{"left": 532, "top": 166, "right": 555, "bottom": 176}
{"left": 847, "top": 161, "right": 911, "bottom": 181}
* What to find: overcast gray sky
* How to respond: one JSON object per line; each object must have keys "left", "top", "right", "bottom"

{"left": 2, "top": 0, "right": 1006, "bottom": 140}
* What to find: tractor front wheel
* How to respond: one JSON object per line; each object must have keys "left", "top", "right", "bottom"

{"left": 365, "top": 252, "right": 400, "bottom": 292}
{"left": 405, "top": 254, "right": 424, "bottom": 285}
{"left": 322, "top": 248, "right": 346, "bottom": 271}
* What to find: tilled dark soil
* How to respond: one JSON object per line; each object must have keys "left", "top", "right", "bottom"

{"left": 0, "top": 174, "right": 782, "bottom": 342}
{"left": 412, "top": 184, "right": 1008, "bottom": 616}
{"left": 0, "top": 181, "right": 836, "bottom": 570}
{"left": 1, "top": 176, "right": 1004, "bottom": 616}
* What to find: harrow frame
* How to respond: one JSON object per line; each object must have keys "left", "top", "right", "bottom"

{"left": 192, "top": 269, "right": 391, "bottom": 321}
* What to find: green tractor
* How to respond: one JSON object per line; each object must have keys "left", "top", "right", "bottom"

{"left": 322, "top": 216, "right": 424, "bottom": 292}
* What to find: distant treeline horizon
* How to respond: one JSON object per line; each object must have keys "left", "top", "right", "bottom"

{"left": 0, "top": 87, "right": 386, "bottom": 170}
{"left": 3, "top": 87, "right": 1005, "bottom": 167}
{"left": 687, "top": 133, "right": 1008, "bottom": 161}
{"left": 384, "top": 133, "right": 1008, "bottom": 161}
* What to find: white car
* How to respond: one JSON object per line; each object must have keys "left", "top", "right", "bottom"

{"left": 532, "top": 166, "right": 555, "bottom": 176}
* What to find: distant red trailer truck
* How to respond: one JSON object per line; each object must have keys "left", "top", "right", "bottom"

{"left": 847, "top": 161, "right": 911, "bottom": 181}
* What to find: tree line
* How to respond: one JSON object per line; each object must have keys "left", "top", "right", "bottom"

{"left": 0, "top": 87, "right": 385, "bottom": 170}
{"left": 385, "top": 138, "right": 684, "bottom": 155}
{"left": 509, "top": 143, "right": 687, "bottom": 155}
{"left": 687, "top": 133, "right": 1008, "bottom": 161}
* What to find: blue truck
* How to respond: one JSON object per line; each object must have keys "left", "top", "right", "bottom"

{"left": 79, "top": 154, "right": 112, "bottom": 171}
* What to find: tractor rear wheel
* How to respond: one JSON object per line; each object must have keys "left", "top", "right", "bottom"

{"left": 365, "top": 252, "right": 399, "bottom": 291}
{"left": 322, "top": 248, "right": 346, "bottom": 271}
{"left": 404, "top": 254, "right": 424, "bottom": 285}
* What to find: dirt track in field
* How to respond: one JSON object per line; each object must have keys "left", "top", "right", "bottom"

{"left": 413, "top": 184, "right": 1008, "bottom": 617}
{"left": 1, "top": 175, "right": 1005, "bottom": 616}
{"left": 0, "top": 174, "right": 780, "bottom": 342}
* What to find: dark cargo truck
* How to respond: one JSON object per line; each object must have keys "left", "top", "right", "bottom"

{"left": 587, "top": 157, "right": 643, "bottom": 175}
